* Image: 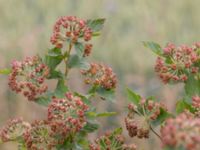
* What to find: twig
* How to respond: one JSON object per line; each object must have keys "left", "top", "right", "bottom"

{"left": 150, "top": 125, "right": 162, "bottom": 141}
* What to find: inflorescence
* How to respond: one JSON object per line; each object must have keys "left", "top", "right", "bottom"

{"left": 155, "top": 42, "right": 200, "bottom": 83}
{"left": 0, "top": 118, "right": 30, "bottom": 143}
{"left": 89, "top": 130, "right": 137, "bottom": 150}
{"left": 50, "top": 16, "right": 93, "bottom": 57}
{"left": 0, "top": 92, "right": 89, "bottom": 149}
{"left": 81, "top": 63, "right": 117, "bottom": 90}
{"left": 125, "top": 98, "right": 167, "bottom": 139}
{"left": 161, "top": 111, "right": 200, "bottom": 150}
{"left": 47, "top": 92, "right": 89, "bottom": 142}
{"left": 8, "top": 56, "right": 49, "bottom": 101}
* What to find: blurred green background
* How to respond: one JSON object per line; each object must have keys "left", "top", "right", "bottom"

{"left": 0, "top": 0, "right": 200, "bottom": 149}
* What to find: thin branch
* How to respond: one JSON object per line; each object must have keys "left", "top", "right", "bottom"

{"left": 150, "top": 125, "right": 162, "bottom": 141}
{"left": 65, "top": 42, "right": 73, "bottom": 76}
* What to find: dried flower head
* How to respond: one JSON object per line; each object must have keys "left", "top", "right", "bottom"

{"left": 89, "top": 130, "right": 137, "bottom": 150}
{"left": 23, "top": 120, "right": 57, "bottom": 150}
{"left": 47, "top": 92, "right": 89, "bottom": 140}
{"left": 125, "top": 116, "right": 150, "bottom": 139}
{"left": 50, "top": 16, "right": 93, "bottom": 56}
{"left": 81, "top": 63, "right": 117, "bottom": 90}
{"left": 0, "top": 118, "right": 30, "bottom": 143}
{"left": 8, "top": 56, "right": 49, "bottom": 101}
{"left": 155, "top": 42, "right": 199, "bottom": 83}
{"left": 161, "top": 111, "right": 200, "bottom": 150}
{"left": 125, "top": 99, "right": 167, "bottom": 139}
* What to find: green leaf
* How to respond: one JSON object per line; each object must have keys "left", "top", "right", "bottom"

{"left": 143, "top": 41, "right": 163, "bottom": 56}
{"left": 75, "top": 42, "right": 84, "bottom": 57}
{"left": 83, "top": 121, "right": 99, "bottom": 133}
{"left": 54, "top": 79, "right": 68, "bottom": 98}
{"left": 146, "top": 96, "right": 156, "bottom": 101}
{"left": 86, "top": 111, "right": 117, "bottom": 118}
{"left": 112, "top": 127, "right": 122, "bottom": 135}
{"left": 18, "top": 142, "right": 27, "bottom": 150}
{"left": 35, "top": 92, "right": 54, "bottom": 106}
{"left": 0, "top": 68, "right": 11, "bottom": 75}
{"left": 96, "top": 87, "right": 115, "bottom": 102}
{"left": 68, "top": 54, "right": 90, "bottom": 70}
{"left": 151, "top": 108, "right": 172, "bottom": 126}
{"left": 96, "top": 112, "right": 117, "bottom": 117}
{"left": 47, "top": 70, "right": 63, "bottom": 79}
{"left": 86, "top": 111, "right": 97, "bottom": 118}
{"left": 126, "top": 88, "right": 141, "bottom": 105}
{"left": 176, "top": 100, "right": 195, "bottom": 114}
{"left": 44, "top": 47, "right": 63, "bottom": 71}
{"left": 184, "top": 75, "right": 200, "bottom": 100}
{"left": 86, "top": 18, "right": 106, "bottom": 32}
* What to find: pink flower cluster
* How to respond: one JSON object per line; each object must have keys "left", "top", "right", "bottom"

{"left": 155, "top": 42, "right": 200, "bottom": 83}
{"left": 23, "top": 92, "right": 88, "bottom": 149}
{"left": 81, "top": 63, "right": 117, "bottom": 90}
{"left": 23, "top": 120, "right": 57, "bottom": 149}
{"left": 47, "top": 92, "right": 89, "bottom": 140}
{"left": 0, "top": 92, "right": 89, "bottom": 149}
{"left": 89, "top": 131, "right": 137, "bottom": 150}
{"left": 161, "top": 111, "right": 200, "bottom": 150}
{"left": 8, "top": 56, "right": 49, "bottom": 101}
{"left": 50, "top": 16, "right": 93, "bottom": 56}
{"left": 125, "top": 99, "right": 167, "bottom": 139}
{"left": 0, "top": 118, "right": 30, "bottom": 143}
{"left": 192, "top": 95, "right": 200, "bottom": 109}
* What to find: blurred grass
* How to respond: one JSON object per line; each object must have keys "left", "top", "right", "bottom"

{"left": 0, "top": 0, "right": 200, "bottom": 149}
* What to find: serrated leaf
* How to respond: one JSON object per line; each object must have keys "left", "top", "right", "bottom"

{"left": 184, "top": 75, "right": 200, "bottom": 100}
{"left": 151, "top": 108, "right": 172, "bottom": 126}
{"left": 35, "top": 92, "right": 54, "bottom": 106}
{"left": 68, "top": 54, "right": 90, "bottom": 70}
{"left": 86, "top": 18, "right": 105, "bottom": 32}
{"left": 143, "top": 41, "right": 163, "bottom": 56}
{"left": 126, "top": 88, "right": 141, "bottom": 105}
{"left": 75, "top": 42, "right": 84, "bottom": 57}
{"left": 83, "top": 121, "right": 99, "bottom": 133}
{"left": 48, "top": 47, "right": 62, "bottom": 56}
{"left": 0, "top": 68, "right": 11, "bottom": 75}
{"left": 47, "top": 70, "right": 64, "bottom": 79}
{"left": 44, "top": 47, "right": 63, "bottom": 71}
{"left": 176, "top": 100, "right": 195, "bottom": 114}
{"left": 54, "top": 79, "right": 68, "bottom": 98}
{"left": 96, "top": 87, "right": 115, "bottom": 102}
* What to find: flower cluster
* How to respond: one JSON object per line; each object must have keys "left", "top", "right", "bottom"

{"left": 47, "top": 92, "right": 89, "bottom": 141}
{"left": 192, "top": 95, "right": 200, "bottom": 109}
{"left": 0, "top": 118, "right": 30, "bottom": 143}
{"left": 89, "top": 130, "right": 137, "bottom": 150}
{"left": 23, "top": 92, "right": 89, "bottom": 149}
{"left": 50, "top": 16, "right": 93, "bottom": 56}
{"left": 8, "top": 56, "right": 49, "bottom": 101}
{"left": 23, "top": 120, "right": 57, "bottom": 149}
{"left": 0, "top": 92, "right": 89, "bottom": 149}
{"left": 81, "top": 63, "right": 117, "bottom": 90}
{"left": 155, "top": 42, "right": 200, "bottom": 83}
{"left": 160, "top": 111, "right": 200, "bottom": 150}
{"left": 125, "top": 99, "right": 167, "bottom": 139}
{"left": 125, "top": 114, "right": 149, "bottom": 139}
